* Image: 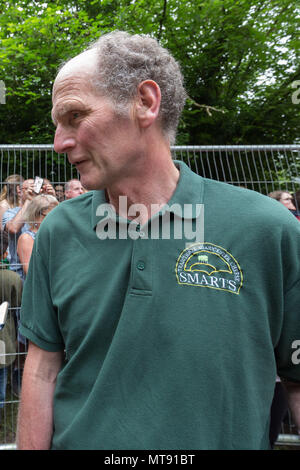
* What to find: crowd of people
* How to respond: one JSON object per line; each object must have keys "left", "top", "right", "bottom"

{"left": 0, "top": 176, "right": 85, "bottom": 414}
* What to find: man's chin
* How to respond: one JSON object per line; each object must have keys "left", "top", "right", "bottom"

{"left": 81, "top": 178, "right": 104, "bottom": 192}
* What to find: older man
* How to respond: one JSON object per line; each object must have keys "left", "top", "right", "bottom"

{"left": 64, "top": 179, "right": 84, "bottom": 199}
{"left": 18, "top": 31, "right": 300, "bottom": 450}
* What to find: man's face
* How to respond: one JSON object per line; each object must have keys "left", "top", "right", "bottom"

{"left": 52, "top": 67, "right": 141, "bottom": 191}
{"left": 65, "top": 181, "right": 84, "bottom": 199}
{"left": 55, "top": 185, "right": 65, "bottom": 202}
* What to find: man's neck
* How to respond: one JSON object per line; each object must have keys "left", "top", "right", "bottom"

{"left": 106, "top": 147, "right": 179, "bottom": 225}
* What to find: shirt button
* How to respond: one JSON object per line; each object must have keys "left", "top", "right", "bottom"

{"left": 137, "top": 261, "right": 145, "bottom": 270}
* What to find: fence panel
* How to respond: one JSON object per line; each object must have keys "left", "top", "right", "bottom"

{"left": 0, "top": 144, "right": 300, "bottom": 449}
{"left": 172, "top": 145, "right": 300, "bottom": 195}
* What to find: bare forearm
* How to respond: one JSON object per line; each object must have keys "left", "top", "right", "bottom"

{"left": 5, "top": 200, "right": 30, "bottom": 234}
{"left": 16, "top": 343, "right": 63, "bottom": 450}
{"left": 17, "top": 371, "right": 56, "bottom": 449}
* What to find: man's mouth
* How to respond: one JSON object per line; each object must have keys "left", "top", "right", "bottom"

{"left": 74, "top": 159, "right": 88, "bottom": 168}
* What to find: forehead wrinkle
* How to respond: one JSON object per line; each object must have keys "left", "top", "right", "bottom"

{"left": 53, "top": 74, "right": 94, "bottom": 96}
{"left": 52, "top": 75, "right": 97, "bottom": 125}
{"left": 52, "top": 95, "right": 91, "bottom": 125}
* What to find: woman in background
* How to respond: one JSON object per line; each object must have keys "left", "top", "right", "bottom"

{"left": 17, "top": 194, "right": 58, "bottom": 281}
{"left": 268, "top": 190, "right": 296, "bottom": 211}
{"left": 0, "top": 175, "right": 24, "bottom": 228}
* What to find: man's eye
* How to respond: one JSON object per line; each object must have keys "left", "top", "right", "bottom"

{"left": 72, "top": 112, "right": 80, "bottom": 119}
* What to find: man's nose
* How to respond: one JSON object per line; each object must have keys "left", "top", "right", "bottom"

{"left": 54, "top": 125, "right": 76, "bottom": 154}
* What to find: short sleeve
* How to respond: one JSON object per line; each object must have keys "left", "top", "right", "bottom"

{"left": 19, "top": 242, "right": 64, "bottom": 352}
{"left": 2, "top": 208, "right": 15, "bottom": 228}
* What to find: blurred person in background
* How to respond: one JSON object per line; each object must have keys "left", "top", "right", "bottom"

{"left": 0, "top": 175, "right": 24, "bottom": 228}
{"left": 268, "top": 190, "right": 300, "bottom": 222}
{"left": 268, "top": 190, "right": 296, "bottom": 211}
{"left": 2, "top": 178, "right": 57, "bottom": 278}
{"left": 64, "top": 179, "right": 84, "bottom": 199}
{"left": 41, "top": 179, "right": 56, "bottom": 197}
{"left": 17, "top": 194, "right": 58, "bottom": 281}
{"left": 2, "top": 180, "right": 57, "bottom": 397}
{"left": 2, "top": 179, "right": 34, "bottom": 277}
{"left": 292, "top": 190, "right": 300, "bottom": 221}
{"left": 54, "top": 184, "right": 65, "bottom": 202}
{"left": 267, "top": 188, "right": 298, "bottom": 445}
{"left": 0, "top": 229, "right": 23, "bottom": 415}
{"left": 293, "top": 190, "right": 300, "bottom": 209}
{"left": 2, "top": 179, "right": 34, "bottom": 397}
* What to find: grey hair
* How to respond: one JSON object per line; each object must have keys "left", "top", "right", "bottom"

{"left": 65, "top": 179, "right": 80, "bottom": 192}
{"left": 23, "top": 194, "right": 58, "bottom": 226}
{"left": 85, "top": 31, "right": 187, "bottom": 145}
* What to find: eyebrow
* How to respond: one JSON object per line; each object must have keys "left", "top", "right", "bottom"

{"left": 51, "top": 104, "right": 70, "bottom": 126}
{"left": 51, "top": 102, "right": 86, "bottom": 126}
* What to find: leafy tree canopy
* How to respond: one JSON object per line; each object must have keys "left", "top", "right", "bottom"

{"left": 0, "top": 0, "right": 299, "bottom": 145}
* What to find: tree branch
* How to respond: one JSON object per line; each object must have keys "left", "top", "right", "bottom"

{"left": 187, "top": 96, "right": 227, "bottom": 117}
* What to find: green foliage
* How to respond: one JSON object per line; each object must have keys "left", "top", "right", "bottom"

{"left": 0, "top": 0, "right": 299, "bottom": 146}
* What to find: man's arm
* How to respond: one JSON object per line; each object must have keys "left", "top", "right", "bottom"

{"left": 17, "top": 341, "right": 64, "bottom": 450}
{"left": 282, "top": 380, "right": 300, "bottom": 434}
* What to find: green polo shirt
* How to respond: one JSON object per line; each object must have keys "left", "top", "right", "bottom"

{"left": 20, "top": 161, "right": 300, "bottom": 450}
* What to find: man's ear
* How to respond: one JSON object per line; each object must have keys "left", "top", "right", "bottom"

{"left": 135, "top": 80, "right": 161, "bottom": 129}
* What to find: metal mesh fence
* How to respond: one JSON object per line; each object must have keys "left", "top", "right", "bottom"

{"left": 172, "top": 145, "right": 300, "bottom": 196}
{"left": 0, "top": 144, "right": 300, "bottom": 449}
{"left": 0, "top": 144, "right": 299, "bottom": 193}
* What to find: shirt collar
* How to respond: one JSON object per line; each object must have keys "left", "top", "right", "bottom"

{"left": 91, "top": 160, "right": 204, "bottom": 230}
{"left": 91, "top": 189, "right": 108, "bottom": 230}
{"left": 162, "top": 160, "right": 204, "bottom": 219}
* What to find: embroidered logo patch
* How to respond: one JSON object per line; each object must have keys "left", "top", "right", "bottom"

{"left": 175, "top": 242, "right": 243, "bottom": 294}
